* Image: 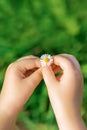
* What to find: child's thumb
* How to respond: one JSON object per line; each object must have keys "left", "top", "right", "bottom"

{"left": 42, "top": 66, "right": 57, "bottom": 88}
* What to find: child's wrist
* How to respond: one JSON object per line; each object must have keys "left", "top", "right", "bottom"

{"left": 0, "top": 96, "right": 20, "bottom": 130}
{"left": 0, "top": 106, "right": 17, "bottom": 130}
{"left": 0, "top": 96, "right": 17, "bottom": 119}
{"left": 55, "top": 107, "right": 86, "bottom": 130}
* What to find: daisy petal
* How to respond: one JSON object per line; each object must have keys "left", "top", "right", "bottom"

{"left": 40, "top": 54, "right": 53, "bottom": 66}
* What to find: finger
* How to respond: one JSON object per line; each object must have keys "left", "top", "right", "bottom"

{"left": 51, "top": 64, "right": 57, "bottom": 70}
{"left": 56, "top": 74, "right": 63, "bottom": 81}
{"left": 53, "top": 65, "right": 62, "bottom": 74}
{"left": 15, "top": 58, "right": 41, "bottom": 72}
{"left": 24, "top": 68, "right": 42, "bottom": 91}
{"left": 16, "top": 55, "right": 38, "bottom": 62}
{"left": 24, "top": 68, "right": 38, "bottom": 77}
{"left": 59, "top": 54, "right": 81, "bottom": 71}
{"left": 41, "top": 66, "right": 58, "bottom": 87}
{"left": 53, "top": 54, "right": 81, "bottom": 81}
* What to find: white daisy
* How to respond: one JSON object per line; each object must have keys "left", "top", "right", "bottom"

{"left": 40, "top": 54, "right": 53, "bottom": 66}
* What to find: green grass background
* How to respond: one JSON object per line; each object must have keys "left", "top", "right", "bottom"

{"left": 0, "top": 0, "right": 87, "bottom": 129}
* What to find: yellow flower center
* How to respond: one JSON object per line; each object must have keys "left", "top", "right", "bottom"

{"left": 44, "top": 57, "right": 50, "bottom": 63}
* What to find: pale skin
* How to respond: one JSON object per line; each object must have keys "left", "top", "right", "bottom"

{"left": 0, "top": 54, "right": 87, "bottom": 130}
{"left": 0, "top": 56, "right": 42, "bottom": 130}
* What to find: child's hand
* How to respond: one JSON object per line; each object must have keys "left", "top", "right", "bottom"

{"left": 42, "top": 54, "right": 86, "bottom": 130}
{"left": 0, "top": 56, "right": 42, "bottom": 117}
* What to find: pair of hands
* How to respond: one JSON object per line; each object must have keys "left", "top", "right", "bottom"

{"left": 0, "top": 54, "right": 85, "bottom": 130}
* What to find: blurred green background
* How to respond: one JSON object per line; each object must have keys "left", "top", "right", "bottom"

{"left": 0, "top": 0, "right": 87, "bottom": 129}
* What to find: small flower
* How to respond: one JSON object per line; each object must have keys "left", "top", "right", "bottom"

{"left": 40, "top": 54, "right": 53, "bottom": 66}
